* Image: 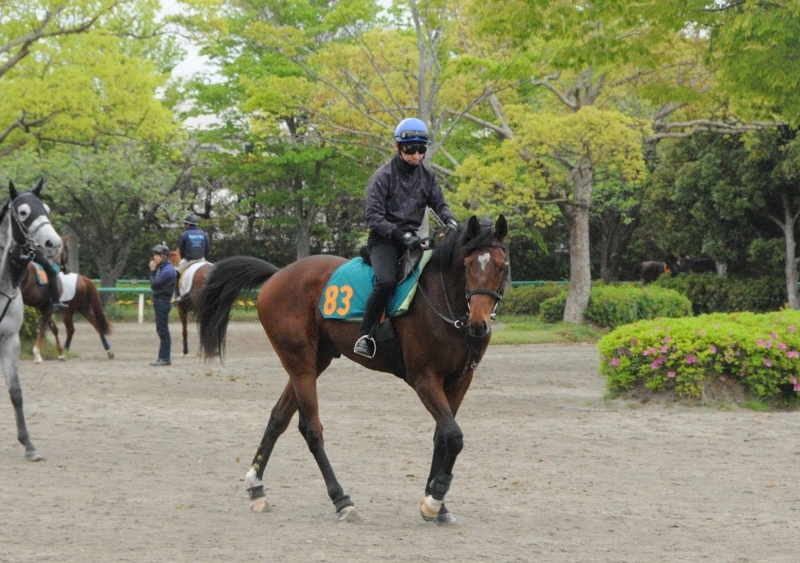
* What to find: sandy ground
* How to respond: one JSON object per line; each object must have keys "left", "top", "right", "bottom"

{"left": 0, "top": 320, "right": 799, "bottom": 563}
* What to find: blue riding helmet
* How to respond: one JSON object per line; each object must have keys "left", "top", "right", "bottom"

{"left": 394, "top": 118, "right": 430, "bottom": 144}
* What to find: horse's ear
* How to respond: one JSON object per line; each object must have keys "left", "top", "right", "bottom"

{"left": 31, "top": 177, "right": 44, "bottom": 197}
{"left": 467, "top": 215, "right": 481, "bottom": 239}
{"left": 9, "top": 180, "right": 17, "bottom": 199}
{"left": 494, "top": 215, "right": 508, "bottom": 242}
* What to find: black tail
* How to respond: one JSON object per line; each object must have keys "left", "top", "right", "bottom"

{"left": 196, "top": 256, "right": 280, "bottom": 361}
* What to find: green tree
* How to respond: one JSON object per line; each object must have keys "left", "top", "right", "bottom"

{"left": 0, "top": 144, "right": 186, "bottom": 288}
{"left": 1, "top": 0, "right": 180, "bottom": 155}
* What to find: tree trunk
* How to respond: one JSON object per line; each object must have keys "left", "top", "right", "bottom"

{"left": 779, "top": 191, "right": 800, "bottom": 309}
{"left": 560, "top": 156, "right": 594, "bottom": 324}
{"left": 598, "top": 206, "right": 640, "bottom": 283}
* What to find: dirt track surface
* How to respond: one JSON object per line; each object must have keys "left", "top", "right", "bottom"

{"left": 1, "top": 321, "right": 799, "bottom": 562}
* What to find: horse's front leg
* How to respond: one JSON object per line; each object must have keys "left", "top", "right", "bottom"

{"left": 415, "top": 368, "right": 473, "bottom": 525}
{"left": 179, "top": 304, "right": 189, "bottom": 357}
{"left": 32, "top": 316, "right": 49, "bottom": 364}
{"left": 1, "top": 335, "right": 41, "bottom": 460}
{"left": 47, "top": 318, "right": 65, "bottom": 361}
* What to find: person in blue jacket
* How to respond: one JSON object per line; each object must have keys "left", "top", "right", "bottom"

{"left": 174, "top": 213, "right": 210, "bottom": 302}
{"left": 353, "top": 117, "right": 458, "bottom": 359}
{"left": 149, "top": 243, "right": 176, "bottom": 366}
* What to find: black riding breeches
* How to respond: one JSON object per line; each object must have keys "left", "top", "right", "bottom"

{"left": 359, "top": 240, "right": 403, "bottom": 337}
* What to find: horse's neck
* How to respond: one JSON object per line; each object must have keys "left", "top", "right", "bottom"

{"left": 422, "top": 263, "right": 468, "bottom": 315}
{"left": 0, "top": 217, "right": 18, "bottom": 293}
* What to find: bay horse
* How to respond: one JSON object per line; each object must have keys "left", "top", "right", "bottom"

{"left": 168, "top": 249, "right": 212, "bottom": 356}
{"left": 20, "top": 236, "right": 113, "bottom": 363}
{"left": 196, "top": 215, "right": 508, "bottom": 524}
{"left": 1, "top": 179, "right": 64, "bottom": 461}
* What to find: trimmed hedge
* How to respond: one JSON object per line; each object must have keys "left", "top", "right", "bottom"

{"left": 598, "top": 310, "right": 800, "bottom": 402}
{"left": 539, "top": 284, "right": 693, "bottom": 329}
{"left": 499, "top": 283, "right": 567, "bottom": 315}
{"left": 655, "top": 273, "right": 786, "bottom": 314}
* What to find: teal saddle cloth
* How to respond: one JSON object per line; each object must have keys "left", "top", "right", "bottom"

{"left": 318, "top": 250, "right": 433, "bottom": 321}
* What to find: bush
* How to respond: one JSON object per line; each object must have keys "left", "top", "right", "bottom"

{"left": 655, "top": 274, "right": 786, "bottom": 314}
{"left": 598, "top": 310, "right": 800, "bottom": 403}
{"left": 539, "top": 285, "right": 693, "bottom": 329}
{"left": 500, "top": 283, "right": 567, "bottom": 315}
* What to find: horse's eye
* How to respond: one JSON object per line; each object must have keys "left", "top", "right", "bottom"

{"left": 17, "top": 203, "right": 30, "bottom": 220}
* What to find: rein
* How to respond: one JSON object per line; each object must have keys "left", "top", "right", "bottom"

{"left": 412, "top": 242, "right": 508, "bottom": 369}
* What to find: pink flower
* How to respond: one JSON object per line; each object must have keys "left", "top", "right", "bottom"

{"left": 788, "top": 350, "right": 799, "bottom": 359}
{"left": 789, "top": 326, "right": 795, "bottom": 333}
{"left": 650, "top": 361, "right": 660, "bottom": 370}
{"left": 611, "top": 358, "right": 619, "bottom": 367}
{"left": 790, "top": 377, "right": 797, "bottom": 385}
{"left": 766, "top": 341, "right": 773, "bottom": 349}
{"left": 661, "top": 345, "right": 668, "bottom": 353}
{"left": 771, "top": 332, "right": 778, "bottom": 339}
{"left": 667, "top": 371, "right": 676, "bottom": 378}
{"left": 757, "top": 339, "right": 766, "bottom": 346}
{"left": 709, "top": 346, "right": 717, "bottom": 353}
{"left": 643, "top": 349, "right": 651, "bottom": 356}
{"left": 686, "top": 355, "right": 697, "bottom": 364}
{"left": 719, "top": 376, "right": 726, "bottom": 382}
{"left": 630, "top": 338, "right": 638, "bottom": 346}
{"left": 763, "top": 359, "right": 772, "bottom": 367}
{"left": 779, "top": 342, "right": 787, "bottom": 350}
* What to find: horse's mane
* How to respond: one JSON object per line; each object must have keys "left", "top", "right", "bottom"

{"left": 428, "top": 217, "right": 496, "bottom": 273}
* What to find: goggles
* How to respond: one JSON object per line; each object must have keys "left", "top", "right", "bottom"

{"left": 398, "top": 130, "right": 429, "bottom": 142}
{"left": 399, "top": 144, "right": 428, "bottom": 155}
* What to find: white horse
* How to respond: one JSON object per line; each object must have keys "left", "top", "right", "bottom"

{"left": 1, "top": 179, "right": 63, "bottom": 461}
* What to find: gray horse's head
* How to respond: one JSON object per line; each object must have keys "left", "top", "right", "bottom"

{"left": 8, "top": 179, "right": 62, "bottom": 260}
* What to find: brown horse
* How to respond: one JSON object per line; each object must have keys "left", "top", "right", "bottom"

{"left": 168, "top": 249, "right": 212, "bottom": 357}
{"left": 196, "top": 215, "right": 508, "bottom": 524}
{"left": 20, "top": 237, "right": 113, "bottom": 363}
{"left": 632, "top": 255, "right": 679, "bottom": 284}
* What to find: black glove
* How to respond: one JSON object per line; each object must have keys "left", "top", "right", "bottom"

{"left": 444, "top": 219, "right": 458, "bottom": 236}
{"left": 401, "top": 232, "right": 423, "bottom": 251}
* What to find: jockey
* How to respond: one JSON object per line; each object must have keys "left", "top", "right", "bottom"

{"left": 353, "top": 117, "right": 458, "bottom": 359}
{"left": 32, "top": 249, "right": 65, "bottom": 311}
{"left": 174, "top": 213, "right": 210, "bottom": 302}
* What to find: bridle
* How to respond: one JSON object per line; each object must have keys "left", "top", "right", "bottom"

{"left": 413, "top": 242, "right": 509, "bottom": 368}
{"left": 0, "top": 194, "right": 54, "bottom": 323}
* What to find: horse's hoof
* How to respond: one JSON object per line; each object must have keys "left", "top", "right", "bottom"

{"left": 435, "top": 511, "right": 457, "bottom": 526}
{"left": 107, "top": 352, "right": 115, "bottom": 359}
{"left": 58, "top": 355, "right": 66, "bottom": 361}
{"left": 25, "top": 450, "right": 42, "bottom": 462}
{"left": 249, "top": 497, "right": 270, "bottom": 513}
{"left": 337, "top": 506, "right": 362, "bottom": 523}
{"left": 420, "top": 495, "right": 443, "bottom": 522}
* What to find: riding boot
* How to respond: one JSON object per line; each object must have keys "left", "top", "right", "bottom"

{"left": 35, "top": 251, "right": 65, "bottom": 311}
{"left": 354, "top": 285, "right": 392, "bottom": 358}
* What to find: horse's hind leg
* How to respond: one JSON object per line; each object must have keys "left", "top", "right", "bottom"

{"left": 32, "top": 317, "right": 48, "bottom": 364}
{"left": 246, "top": 381, "right": 299, "bottom": 513}
{"left": 179, "top": 304, "right": 189, "bottom": 357}
{"left": 1, "top": 335, "right": 41, "bottom": 460}
{"left": 291, "top": 370, "right": 360, "bottom": 522}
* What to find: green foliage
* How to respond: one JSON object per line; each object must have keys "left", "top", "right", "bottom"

{"left": 20, "top": 306, "right": 40, "bottom": 345}
{"left": 499, "top": 283, "right": 566, "bottom": 315}
{"left": 598, "top": 310, "right": 800, "bottom": 403}
{"left": 655, "top": 274, "right": 787, "bottom": 315}
{"left": 539, "top": 284, "right": 692, "bottom": 329}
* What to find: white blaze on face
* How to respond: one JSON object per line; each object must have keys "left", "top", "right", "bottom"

{"left": 478, "top": 252, "right": 491, "bottom": 271}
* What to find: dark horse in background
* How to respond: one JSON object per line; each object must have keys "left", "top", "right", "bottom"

{"left": 196, "top": 215, "right": 508, "bottom": 524}
{"left": 678, "top": 256, "right": 716, "bottom": 274}
{"left": 168, "top": 248, "right": 212, "bottom": 357}
{"left": 632, "top": 255, "right": 680, "bottom": 284}
{"left": 1, "top": 179, "right": 64, "bottom": 460}
{"left": 20, "top": 234, "right": 113, "bottom": 363}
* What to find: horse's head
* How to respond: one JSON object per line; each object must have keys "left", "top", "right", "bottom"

{"left": 461, "top": 215, "right": 509, "bottom": 338}
{"left": 168, "top": 248, "right": 180, "bottom": 267}
{"left": 7, "top": 179, "right": 62, "bottom": 260}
